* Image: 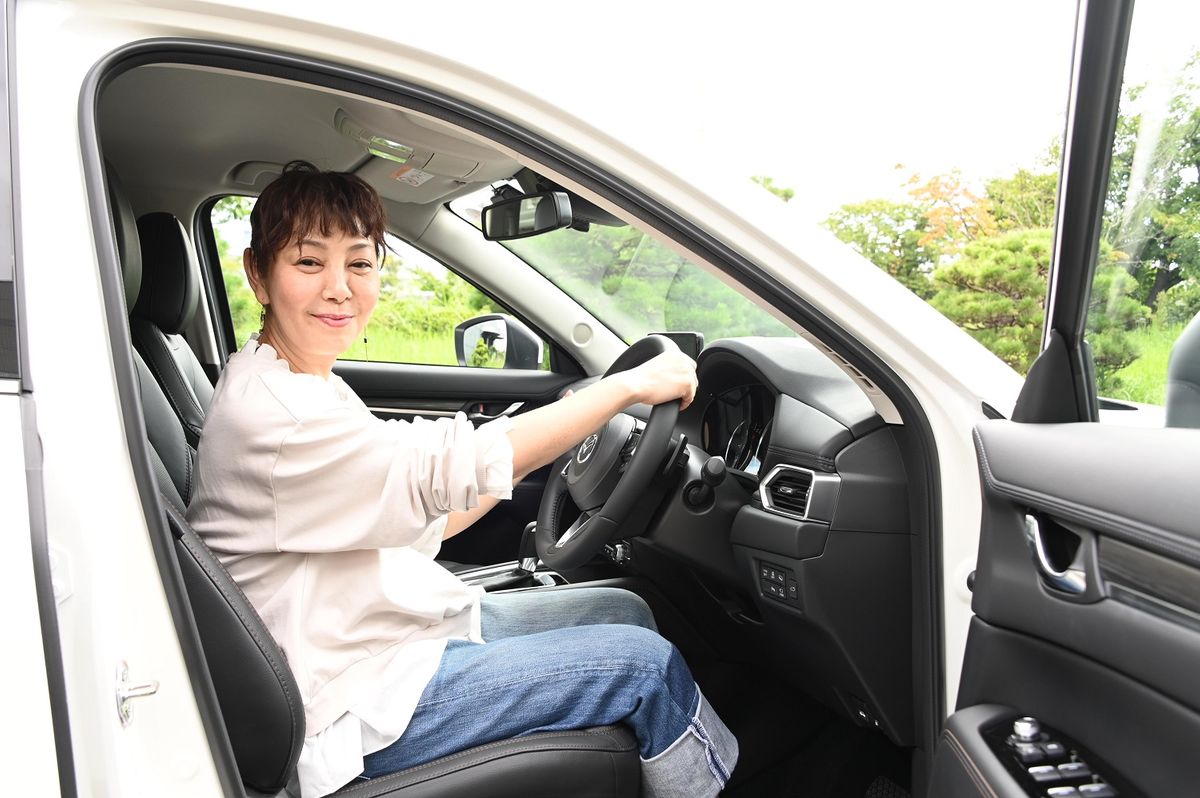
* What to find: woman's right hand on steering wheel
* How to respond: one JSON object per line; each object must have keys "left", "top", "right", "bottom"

{"left": 612, "top": 349, "right": 698, "bottom": 410}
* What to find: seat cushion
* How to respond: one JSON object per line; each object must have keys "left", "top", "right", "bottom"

{"left": 333, "top": 725, "right": 640, "bottom": 798}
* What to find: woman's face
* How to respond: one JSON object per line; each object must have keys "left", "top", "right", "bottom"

{"left": 247, "top": 230, "right": 380, "bottom": 375}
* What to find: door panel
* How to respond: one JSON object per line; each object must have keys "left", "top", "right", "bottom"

{"left": 333, "top": 359, "right": 581, "bottom": 565}
{"left": 930, "top": 420, "right": 1200, "bottom": 797}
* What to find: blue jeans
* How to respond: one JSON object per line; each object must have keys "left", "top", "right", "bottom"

{"left": 360, "top": 587, "right": 738, "bottom": 797}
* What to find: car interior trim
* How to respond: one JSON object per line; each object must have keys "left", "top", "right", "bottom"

{"left": 1040, "top": 0, "right": 1135, "bottom": 422}
{"left": 758, "top": 463, "right": 841, "bottom": 523}
{"left": 974, "top": 422, "right": 1200, "bottom": 568}
{"left": 87, "top": 36, "right": 950, "bottom": 777}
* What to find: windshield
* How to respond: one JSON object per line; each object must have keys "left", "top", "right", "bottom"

{"left": 450, "top": 185, "right": 795, "bottom": 346}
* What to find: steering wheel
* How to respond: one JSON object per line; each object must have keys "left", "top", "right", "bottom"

{"left": 535, "top": 335, "right": 682, "bottom": 570}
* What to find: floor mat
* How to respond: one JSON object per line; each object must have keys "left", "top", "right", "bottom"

{"left": 721, "top": 718, "right": 910, "bottom": 798}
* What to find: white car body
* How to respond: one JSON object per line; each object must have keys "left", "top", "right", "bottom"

{"left": 10, "top": 1, "right": 1028, "bottom": 794}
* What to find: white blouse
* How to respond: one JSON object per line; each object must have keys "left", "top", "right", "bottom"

{"left": 186, "top": 339, "right": 514, "bottom": 796}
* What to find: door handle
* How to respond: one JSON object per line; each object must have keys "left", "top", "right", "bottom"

{"left": 466, "top": 402, "right": 523, "bottom": 422}
{"left": 1023, "top": 514, "right": 1087, "bottom": 594}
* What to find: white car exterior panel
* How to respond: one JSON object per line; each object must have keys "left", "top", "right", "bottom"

{"left": 0, "top": 395, "right": 61, "bottom": 794}
{"left": 15, "top": 2, "right": 1036, "bottom": 791}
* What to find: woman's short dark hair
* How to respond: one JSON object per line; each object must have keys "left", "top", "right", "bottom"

{"left": 247, "top": 160, "right": 387, "bottom": 284}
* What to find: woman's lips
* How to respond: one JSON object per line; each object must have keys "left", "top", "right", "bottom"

{"left": 314, "top": 314, "right": 353, "bottom": 328}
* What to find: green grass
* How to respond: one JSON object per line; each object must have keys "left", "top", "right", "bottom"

{"left": 341, "top": 329, "right": 460, "bottom": 366}
{"left": 1102, "top": 323, "right": 1184, "bottom": 405}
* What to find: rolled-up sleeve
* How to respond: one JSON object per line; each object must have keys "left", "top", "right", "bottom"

{"left": 270, "top": 410, "right": 514, "bottom": 553}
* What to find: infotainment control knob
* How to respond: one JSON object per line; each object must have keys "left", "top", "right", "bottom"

{"left": 1012, "top": 716, "right": 1041, "bottom": 742}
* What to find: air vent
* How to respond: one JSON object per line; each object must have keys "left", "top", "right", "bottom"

{"left": 761, "top": 466, "right": 813, "bottom": 518}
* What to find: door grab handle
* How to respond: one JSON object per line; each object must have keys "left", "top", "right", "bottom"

{"left": 467, "top": 402, "right": 523, "bottom": 422}
{"left": 1023, "top": 514, "right": 1086, "bottom": 594}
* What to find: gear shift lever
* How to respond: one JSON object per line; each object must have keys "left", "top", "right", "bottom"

{"left": 518, "top": 521, "right": 539, "bottom": 574}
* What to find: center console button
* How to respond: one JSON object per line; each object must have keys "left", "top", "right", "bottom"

{"left": 1041, "top": 742, "right": 1067, "bottom": 758}
{"left": 1013, "top": 716, "right": 1042, "bottom": 741}
{"left": 1029, "top": 766, "right": 1061, "bottom": 783}
{"left": 1058, "top": 762, "right": 1092, "bottom": 779}
{"left": 1014, "top": 742, "right": 1045, "bottom": 764}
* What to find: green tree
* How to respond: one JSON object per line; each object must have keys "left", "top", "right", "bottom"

{"left": 825, "top": 199, "right": 939, "bottom": 298}
{"left": 986, "top": 169, "right": 1058, "bottom": 231}
{"left": 930, "top": 229, "right": 1053, "bottom": 370}
{"left": 930, "top": 229, "right": 1148, "bottom": 384}
{"left": 1103, "top": 54, "right": 1200, "bottom": 308}
{"left": 751, "top": 175, "right": 795, "bottom": 202}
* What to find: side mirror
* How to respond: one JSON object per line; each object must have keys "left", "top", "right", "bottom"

{"left": 480, "top": 191, "right": 572, "bottom": 241}
{"left": 454, "top": 313, "right": 544, "bottom": 370}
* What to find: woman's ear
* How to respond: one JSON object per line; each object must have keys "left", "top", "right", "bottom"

{"left": 244, "top": 247, "right": 270, "bottom": 306}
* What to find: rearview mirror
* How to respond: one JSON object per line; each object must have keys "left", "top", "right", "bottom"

{"left": 480, "top": 191, "right": 572, "bottom": 241}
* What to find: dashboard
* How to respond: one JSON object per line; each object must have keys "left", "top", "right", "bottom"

{"left": 627, "top": 336, "right": 917, "bottom": 747}
{"left": 701, "top": 385, "right": 773, "bottom": 476}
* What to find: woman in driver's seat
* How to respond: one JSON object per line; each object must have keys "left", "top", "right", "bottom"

{"left": 186, "top": 161, "right": 738, "bottom": 798}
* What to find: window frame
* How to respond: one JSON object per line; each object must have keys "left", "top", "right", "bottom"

{"left": 195, "top": 193, "right": 571, "bottom": 374}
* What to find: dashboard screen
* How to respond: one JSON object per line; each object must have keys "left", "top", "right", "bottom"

{"left": 701, "top": 385, "right": 773, "bottom": 476}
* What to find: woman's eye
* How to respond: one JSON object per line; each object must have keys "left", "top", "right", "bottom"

{"left": 350, "top": 261, "right": 375, "bottom": 271}
{"left": 297, "top": 258, "right": 321, "bottom": 269}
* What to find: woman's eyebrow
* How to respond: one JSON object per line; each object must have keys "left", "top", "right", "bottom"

{"left": 297, "top": 239, "right": 372, "bottom": 251}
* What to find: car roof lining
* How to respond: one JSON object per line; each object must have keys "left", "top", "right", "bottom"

{"left": 95, "top": 52, "right": 902, "bottom": 425}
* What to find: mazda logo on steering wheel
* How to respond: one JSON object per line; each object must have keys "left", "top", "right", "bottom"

{"left": 577, "top": 433, "right": 599, "bottom": 464}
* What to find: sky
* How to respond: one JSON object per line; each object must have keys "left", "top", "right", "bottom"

{"left": 436, "top": 1, "right": 1081, "bottom": 222}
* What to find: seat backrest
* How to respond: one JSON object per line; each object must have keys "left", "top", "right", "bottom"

{"left": 109, "top": 166, "right": 304, "bottom": 791}
{"left": 1166, "top": 311, "right": 1200, "bottom": 428}
{"left": 132, "top": 211, "right": 214, "bottom": 447}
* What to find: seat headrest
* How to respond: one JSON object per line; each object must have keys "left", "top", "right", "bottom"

{"left": 105, "top": 167, "right": 142, "bottom": 310}
{"left": 1166, "top": 312, "right": 1200, "bottom": 428}
{"left": 134, "top": 212, "right": 201, "bottom": 334}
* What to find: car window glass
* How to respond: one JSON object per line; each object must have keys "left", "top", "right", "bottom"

{"left": 210, "top": 196, "right": 548, "bottom": 369}
{"left": 449, "top": 185, "right": 797, "bottom": 346}
{"left": 1085, "top": 2, "right": 1200, "bottom": 424}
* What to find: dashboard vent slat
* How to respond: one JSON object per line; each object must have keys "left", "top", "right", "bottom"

{"left": 762, "top": 467, "right": 813, "bottom": 518}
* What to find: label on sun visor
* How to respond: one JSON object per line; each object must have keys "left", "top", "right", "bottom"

{"left": 390, "top": 165, "right": 435, "bottom": 186}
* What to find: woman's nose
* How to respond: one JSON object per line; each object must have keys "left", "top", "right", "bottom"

{"left": 323, "top": 267, "right": 351, "bottom": 300}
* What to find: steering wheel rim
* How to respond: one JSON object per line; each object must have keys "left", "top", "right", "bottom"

{"left": 535, "top": 335, "right": 681, "bottom": 570}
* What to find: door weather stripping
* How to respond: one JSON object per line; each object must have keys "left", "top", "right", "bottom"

{"left": 1023, "top": 514, "right": 1087, "bottom": 595}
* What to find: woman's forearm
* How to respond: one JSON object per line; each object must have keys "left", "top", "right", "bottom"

{"left": 507, "top": 349, "right": 698, "bottom": 478}
{"left": 506, "top": 374, "right": 639, "bottom": 478}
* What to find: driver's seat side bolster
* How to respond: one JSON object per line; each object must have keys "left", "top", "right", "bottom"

{"left": 334, "top": 726, "right": 640, "bottom": 797}
{"left": 160, "top": 497, "right": 641, "bottom": 796}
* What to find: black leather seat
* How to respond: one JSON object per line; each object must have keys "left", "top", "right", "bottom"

{"left": 108, "top": 170, "right": 639, "bottom": 796}
{"left": 132, "top": 211, "right": 214, "bottom": 448}
{"left": 1166, "top": 311, "right": 1200, "bottom": 428}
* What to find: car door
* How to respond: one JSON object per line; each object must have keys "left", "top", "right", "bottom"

{"left": 929, "top": 2, "right": 1200, "bottom": 797}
